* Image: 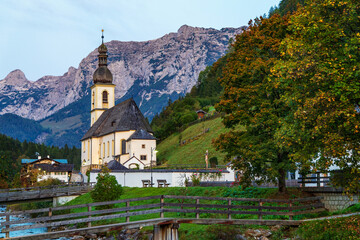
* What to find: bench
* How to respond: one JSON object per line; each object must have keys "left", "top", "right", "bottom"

{"left": 142, "top": 180, "right": 153, "bottom": 187}
{"left": 157, "top": 179, "right": 170, "bottom": 187}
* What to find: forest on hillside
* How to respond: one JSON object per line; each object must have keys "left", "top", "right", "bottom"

{"left": 150, "top": 0, "right": 306, "bottom": 142}
{"left": 151, "top": 0, "right": 360, "bottom": 194}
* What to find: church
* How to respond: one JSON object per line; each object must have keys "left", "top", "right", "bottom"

{"left": 81, "top": 32, "right": 157, "bottom": 175}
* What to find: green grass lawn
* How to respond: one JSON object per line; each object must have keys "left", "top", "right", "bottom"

{"left": 62, "top": 186, "right": 277, "bottom": 239}
{"left": 60, "top": 186, "right": 360, "bottom": 239}
{"left": 157, "top": 117, "right": 243, "bottom": 166}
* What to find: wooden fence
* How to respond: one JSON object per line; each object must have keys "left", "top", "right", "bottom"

{"left": 0, "top": 183, "right": 94, "bottom": 203}
{"left": 298, "top": 173, "right": 331, "bottom": 188}
{"left": 0, "top": 195, "right": 324, "bottom": 239}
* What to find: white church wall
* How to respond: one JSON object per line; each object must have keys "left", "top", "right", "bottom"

{"left": 123, "top": 157, "right": 145, "bottom": 170}
{"left": 90, "top": 170, "right": 234, "bottom": 188}
{"left": 129, "top": 139, "right": 156, "bottom": 166}
{"left": 115, "top": 131, "right": 135, "bottom": 163}
{"left": 91, "top": 138, "right": 100, "bottom": 165}
{"left": 98, "top": 134, "right": 115, "bottom": 164}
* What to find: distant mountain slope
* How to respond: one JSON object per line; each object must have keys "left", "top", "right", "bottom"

{"left": 0, "top": 113, "right": 50, "bottom": 143}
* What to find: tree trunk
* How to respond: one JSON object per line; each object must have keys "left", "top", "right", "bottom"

{"left": 278, "top": 168, "right": 287, "bottom": 193}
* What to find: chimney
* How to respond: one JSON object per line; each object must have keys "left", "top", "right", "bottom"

{"left": 38, "top": 156, "right": 41, "bottom": 160}
{"left": 47, "top": 155, "right": 50, "bottom": 158}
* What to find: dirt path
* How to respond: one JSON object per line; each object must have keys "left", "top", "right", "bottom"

{"left": 303, "top": 211, "right": 360, "bottom": 222}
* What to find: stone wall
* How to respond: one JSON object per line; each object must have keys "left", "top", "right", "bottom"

{"left": 313, "top": 192, "right": 359, "bottom": 212}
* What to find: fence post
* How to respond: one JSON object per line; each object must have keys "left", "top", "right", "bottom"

{"left": 228, "top": 199, "right": 232, "bottom": 220}
{"left": 47, "top": 208, "right": 53, "bottom": 232}
{"left": 196, "top": 198, "right": 200, "bottom": 219}
{"left": 289, "top": 201, "right": 293, "bottom": 220}
{"left": 126, "top": 201, "right": 130, "bottom": 222}
{"left": 5, "top": 214, "right": 9, "bottom": 238}
{"left": 160, "top": 195, "right": 164, "bottom": 218}
{"left": 87, "top": 205, "right": 92, "bottom": 227}
{"left": 317, "top": 173, "right": 320, "bottom": 188}
{"left": 258, "top": 200, "right": 263, "bottom": 220}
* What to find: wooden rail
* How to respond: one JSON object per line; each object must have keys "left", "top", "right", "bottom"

{"left": 0, "top": 195, "right": 325, "bottom": 239}
{"left": 0, "top": 183, "right": 94, "bottom": 203}
{"left": 298, "top": 172, "right": 331, "bottom": 188}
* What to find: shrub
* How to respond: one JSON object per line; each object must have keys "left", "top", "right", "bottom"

{"left": 190, "top": 173, "right": 201, "bottom": 186}
{"left": 90, "top": 167, "right": 123, "bottom": 209}
{"left": 297, "top": 215, "right": 360, "bottom": 240}
{"left": 35, "top": 178, "right": 63, "bottom": 187}
{"left": 209, "top": 157, "right": 218, "bottom": 168}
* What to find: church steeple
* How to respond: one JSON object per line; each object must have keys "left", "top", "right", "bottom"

{"left": 90, "top": 29, "right": 116, "bottom": 127}
{"left": 93, "top": 29, "right": 113, "bottom": 84}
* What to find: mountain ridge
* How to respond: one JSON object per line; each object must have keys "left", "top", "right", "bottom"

{"left": 0, "top": 25, "right": 244, "bottom": 146}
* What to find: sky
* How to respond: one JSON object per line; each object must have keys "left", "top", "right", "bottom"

{"left": 0, "top": 0, "right": 281, "bottom": 81}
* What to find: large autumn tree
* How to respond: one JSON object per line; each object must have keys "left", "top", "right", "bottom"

{"left": 272, "top": 0, "right": 360, "bottom": 193}
{"left": 214, "top": 14, "right": 293, "bottom": 193}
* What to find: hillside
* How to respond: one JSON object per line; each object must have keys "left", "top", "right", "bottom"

{"left": 156, "top": 117, "right": 243, "bottom": 167}
{"left": 0, "top": 113, "right": 50, "bottom": 143}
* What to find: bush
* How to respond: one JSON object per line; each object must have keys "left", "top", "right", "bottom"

{"left": 90, "top": 167, "right": 123, "bottom": 209}
{"left": 209, "top": 157, "right": 218, "bottom": 168}
{"left": 35, "top": 178, "right": 63, "bottom": 187}
{"left": 297, "top": 215, "right": 360, "bottom": 239}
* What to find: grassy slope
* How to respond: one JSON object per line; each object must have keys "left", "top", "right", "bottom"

{"left": 65, "top": 187, "right": 360, "bottom": 239}
{"left": 157, "top": 117, "right": 240, "bottom": 166}
{"left": 66, "top": 187, "right": 276, "bottom": 240}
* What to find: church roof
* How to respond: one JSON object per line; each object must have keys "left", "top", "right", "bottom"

{"left": 106, "top": 160, "right": 128, "bottom": 170}
{"left": 81, "top": 98, "right": 153, "bottom": 140}
{"left": 127, "top": 129, "right": 157, "bottom": 141}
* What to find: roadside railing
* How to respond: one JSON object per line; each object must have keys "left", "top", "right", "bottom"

{"left": 155, "top": 164, "right": 227, "bottom": 170}
{"left": 298, "top": 173, "right": 331, "bottom": 188}
{"left": 0, "top": 195, "right": 325, "bottom": 238}
{"left": 0, "top": 183, "right": 95, "bottom": 203}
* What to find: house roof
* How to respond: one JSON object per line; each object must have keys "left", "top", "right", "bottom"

{"left": 107, "top": 160, "right": 128, "bottom": 170}
{"left": 21, "top": 159, "right": 68, "bottom": 164}
{"left": 123, "top": 156, "right": 146, "bottom": 166}
{"left": 127, "top": 129, "right": 156, "bottom": 141}
{"left": 34, "top": 163, "right": 74, "bottom": 172}
{"left": 81, "top": 98, "right": 153, "bottom": 140}
{"left": 196, "top": 110, "right": 207, "bottom": 114}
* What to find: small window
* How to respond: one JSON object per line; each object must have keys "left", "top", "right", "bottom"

{"left": 140, "top": 155, "right": 147, "bottom": 161}
{"left": 121, "top": 140, "right": 126, "bottom": 154}
{"left": 142, "top": 144, "right": 145, "bottom": 149}
{"left": 111, "top": 120, "right": 116, "bottom": 127}
{"left": 102, "top": 91, "right": 108, "bottom": 103}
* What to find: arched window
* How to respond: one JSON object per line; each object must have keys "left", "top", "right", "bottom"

{"left": 92, "top": 91, "right": 95, "bottom": 106}
{"left": 121, "top": 139, "right": 126, "bottom": 154}
{"left": 102, "top": 91, "right": 108, "bottom": 103}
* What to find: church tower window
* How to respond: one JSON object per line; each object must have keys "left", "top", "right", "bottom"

{"left": 102, "top": 91, "right": 108, "bottom": 103}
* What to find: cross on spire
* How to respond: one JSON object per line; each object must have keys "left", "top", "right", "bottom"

{"left": 101, "top": 29, "right": 104, "bottom": 44}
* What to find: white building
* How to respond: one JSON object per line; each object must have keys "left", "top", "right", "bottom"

{"left": 89, "top": 167, "right": 235, "bottom": 188}
{"left": 21, "top": 157, "right": 73, "bottom": 183}
{"left": 81, "top": 33, "right": 156, "bottom": 175}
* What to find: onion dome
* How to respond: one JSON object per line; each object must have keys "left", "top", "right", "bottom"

{"left": 93, "top": 29, "right": 113, "bottom": 84}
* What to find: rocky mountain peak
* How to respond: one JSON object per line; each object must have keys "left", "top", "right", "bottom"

{"left": 2, "top": 69, "right": 30, "bottom": 86}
